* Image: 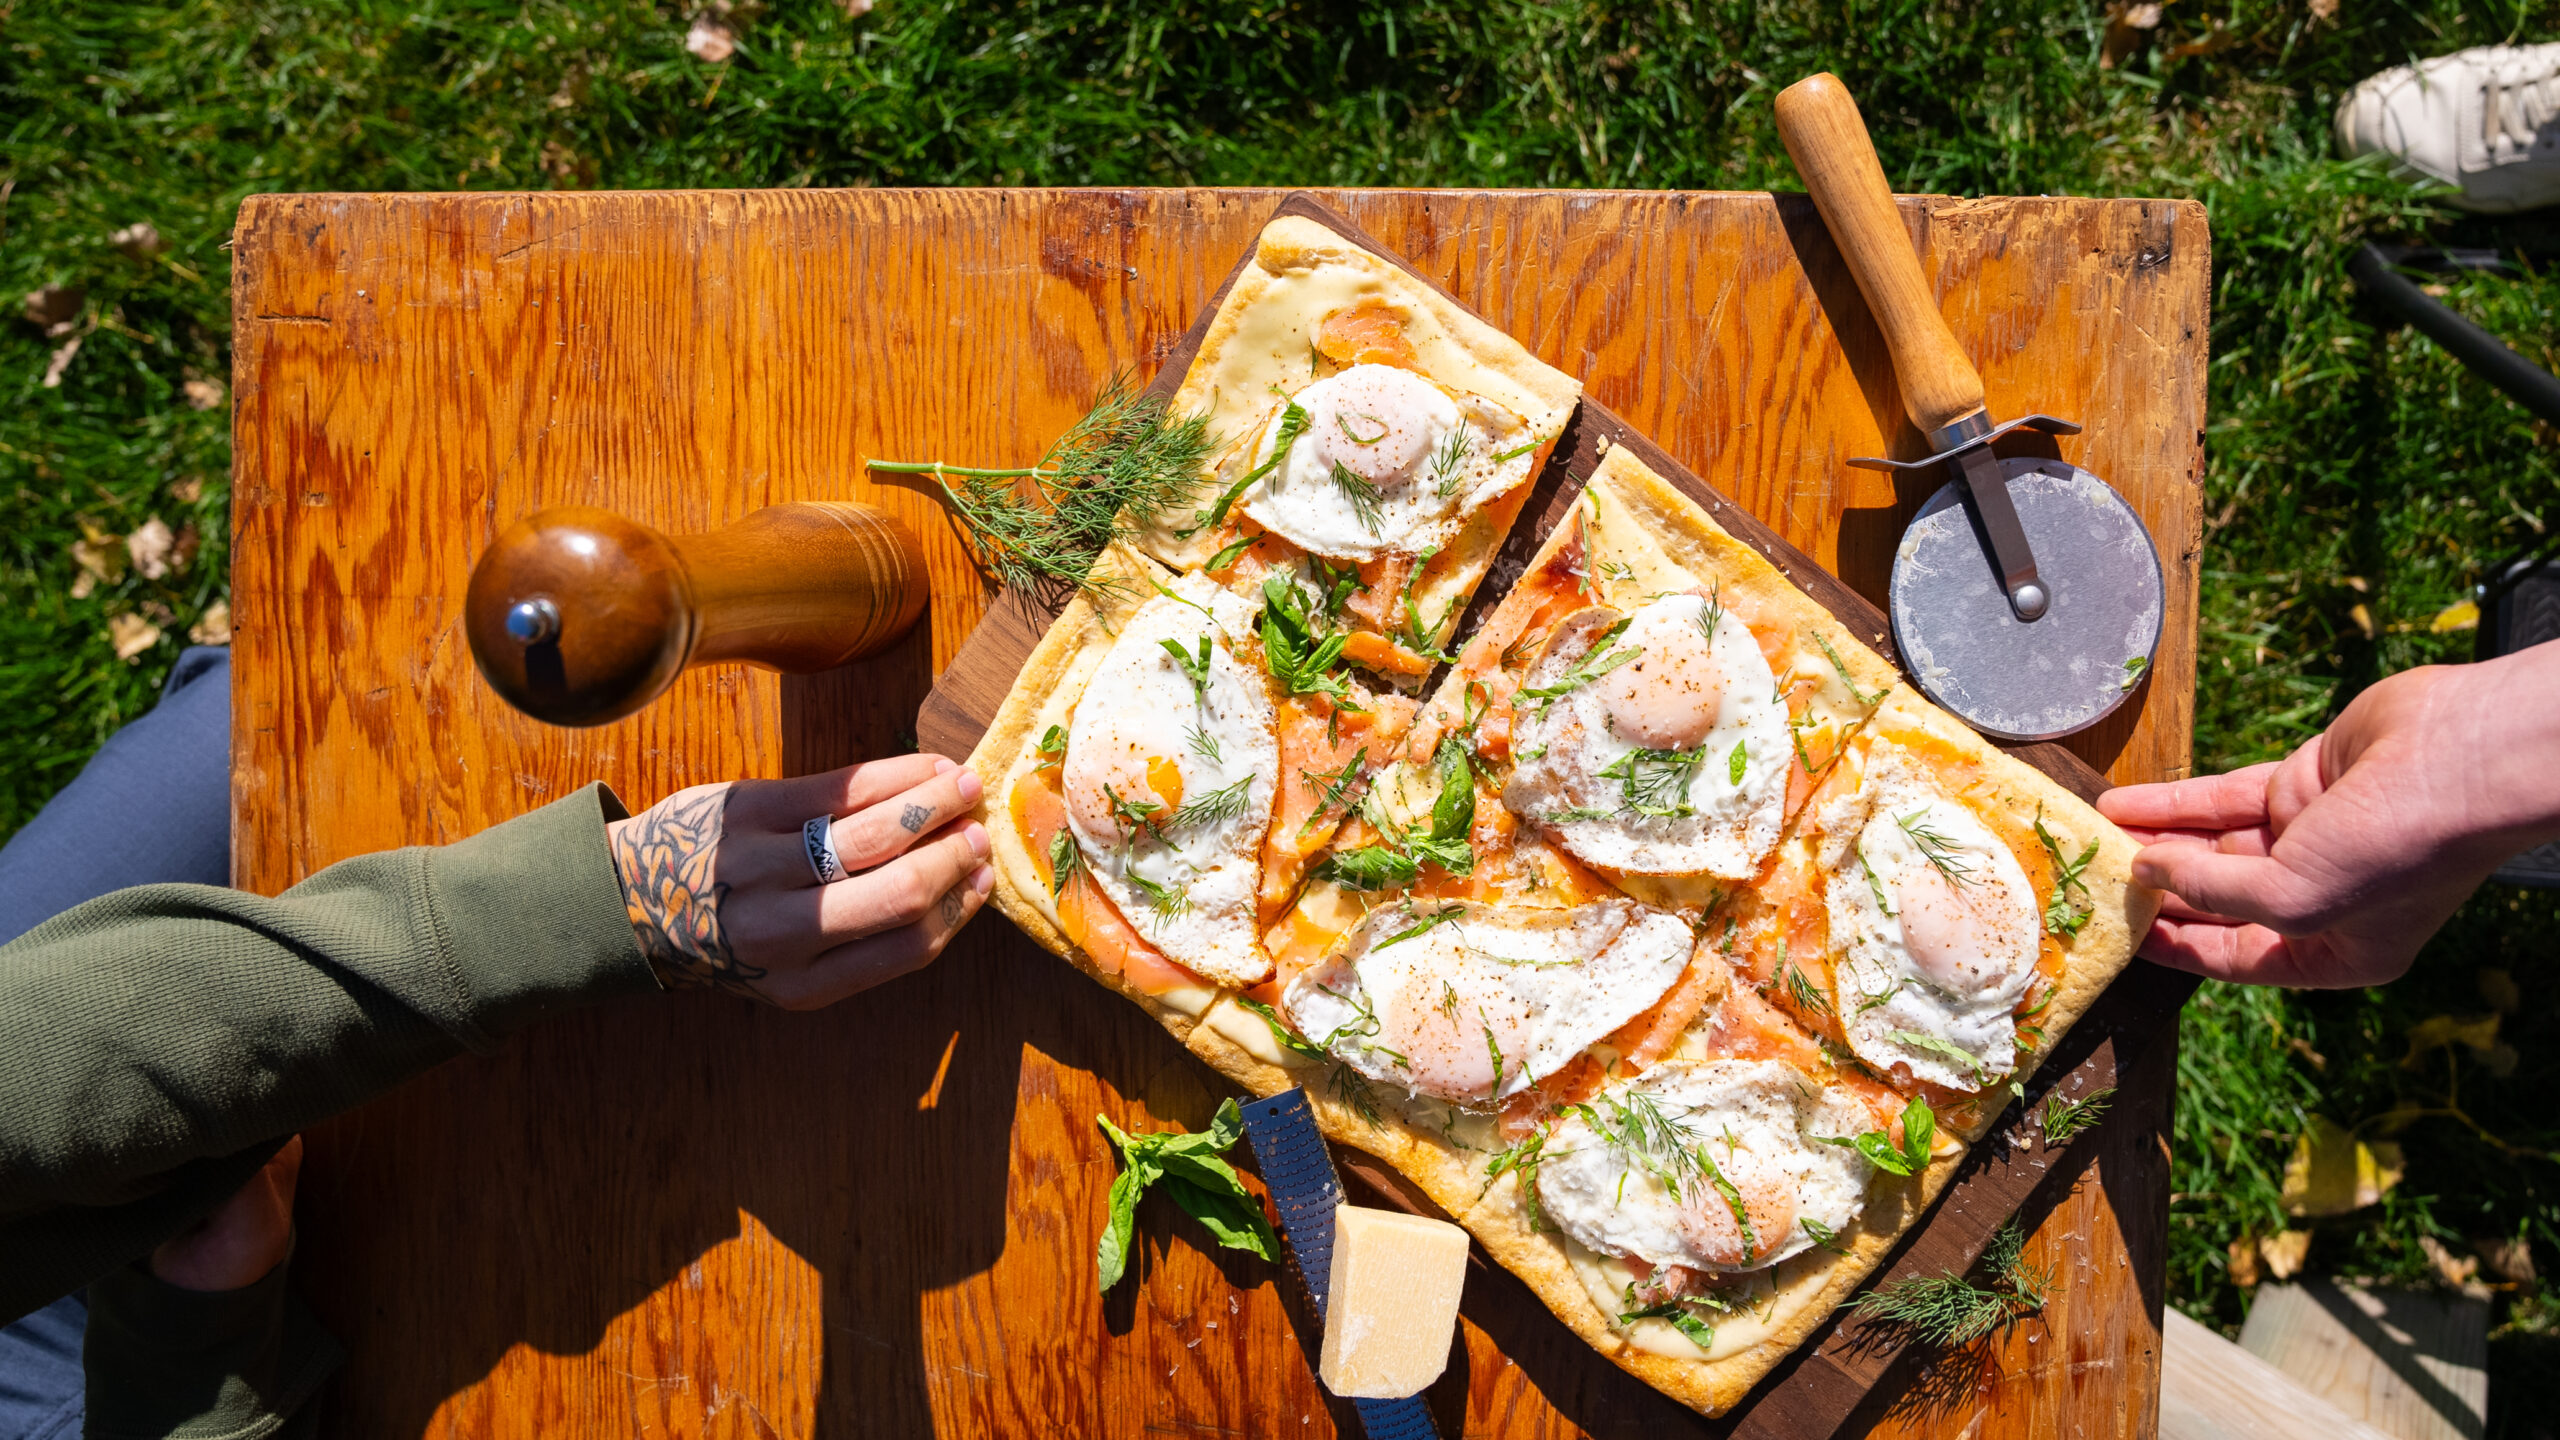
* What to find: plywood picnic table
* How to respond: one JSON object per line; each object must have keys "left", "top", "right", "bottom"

{"left": 229, "top": 186, "right": 2206, "bottom": 1437}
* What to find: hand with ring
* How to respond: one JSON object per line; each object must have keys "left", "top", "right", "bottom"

{"left": 606, "top": 754, "right": 993, "bottom": 1009}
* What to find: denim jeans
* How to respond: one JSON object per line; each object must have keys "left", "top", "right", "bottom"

{"left": 0, "top": 647, "right": 232, "bottom": 1438}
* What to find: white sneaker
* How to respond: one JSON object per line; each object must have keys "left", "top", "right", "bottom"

{"left": 2335, "top": 43, "right": 2560, "bottom": 214}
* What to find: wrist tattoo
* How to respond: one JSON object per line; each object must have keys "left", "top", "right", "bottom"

{"left": 611, "top": 787, "right": 769, "bottom": 999}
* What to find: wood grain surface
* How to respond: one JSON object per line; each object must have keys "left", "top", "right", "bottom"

{"left": 230, "top": 187, "right": 2207, "bottom": 1437}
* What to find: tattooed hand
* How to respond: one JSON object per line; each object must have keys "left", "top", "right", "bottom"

{"left": 608, "top": 754, "right": 994, "bottom": 1010}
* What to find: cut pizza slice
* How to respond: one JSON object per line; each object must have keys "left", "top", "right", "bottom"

{"left": 1134, "top": 215, "right": 1583, "bottom": 690}
{"left": 978, "top": 544, "right": 1435, "bottom": 1022}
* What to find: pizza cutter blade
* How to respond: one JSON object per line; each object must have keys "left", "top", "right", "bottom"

{"left": 1777, "top": 72, "right": 2167, "bottom": 741}
{"left": 1888, "top": 456, "right": 2163, "bottom": 741}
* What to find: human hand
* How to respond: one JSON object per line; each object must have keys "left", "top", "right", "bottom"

{"left": 151, "top": 1135, "right": 303, "bottom": 1291}
{"left": 2097, "top": 643, "right": 2560, "bottom": 987}
{"left": 607, "top": 754, "right": 994, "bottom": 1010}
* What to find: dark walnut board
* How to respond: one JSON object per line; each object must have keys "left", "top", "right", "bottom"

{"left": 231, "top": 186, "right": 2203, "bottom": 1437}
{"left": 918, "top": 190, "right": 2202, "bottom": 1436}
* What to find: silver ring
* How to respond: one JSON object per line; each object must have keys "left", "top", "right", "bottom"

{"left": 803, "top": 815, "right": 849, "bottom": 885}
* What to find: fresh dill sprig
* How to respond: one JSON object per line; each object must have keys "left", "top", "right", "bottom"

{"left": 2033, "top": 807, "right": 2100, "bottom": 937}
{"left": 1697, "top": 584, "right": 1725, "bottom": 647}
{"left": 1125, "top": 871, "right": 1191, "bottom": 923}
{"left": 1429, "top": 425, "right": 1472, "bottom": 498}
{"left": 1895, "top": 809, "right": 1978, "bottom": 886}
{"left": 1439, "top": 981, "right": 1461, "bottom": 1016}
{"left": 1590, "top": 1090, "right": 1707, "bottom": 1202}
{"left": 1187, "top": 724, "right": 1222, "bottom": 762}
{"left": 2040, "top": 1086, "right": 2115, "bottom": 1144}
{"left": 1846, "top": 1218, "right": 2048, "bottom": 1347}
{"left": 1169, "top": 774, "right": 1254, "bottom": 832}
{"left": 869, "top": 375, "right": 1214, "bottom": 597}
{"left": 1299, "top": 747, "right": 1370, "bottom": 834}
{"left": 1330, "top": 1063, "right": 1386, "bottom": 1129}
{"left": 1498, "top": 625, "right": 1549, "bottom": 673}
{"left": 1776, "top": 951, "right": 1833, "bottom": 1019}
{"left": 1329, "top": 460, "right": 1388, "bottom": 534}
{"left": 1598, "top": 744, "right": 1709, "bottom": 818}
{"left": 1854, "top": 981, "right": 1903, "bottom": 1016}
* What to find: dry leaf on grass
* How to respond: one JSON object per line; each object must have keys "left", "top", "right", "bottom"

{"left": 70, "top": 530, "right": 125, "bottom": 599}
{"left": 170, "top": 475, "right": 204, "bottom": 504}
{"left": 2401, "top": 1012, "right": 2500, "bottom": 1068}
{"left": 189, "top": 599, "right": 232, "bottom": 646}
{"left": 2473, "top": 1235, "right": 2535, "bottom": 1285}
{"left": 108, "top": 612, "right": 161, "bottom": 662}
{"left": 110, "top": 221, "right": 168, "bottom": 259}
{"left": 685, "top": 15, "right": 737, "bottom": 61}
{"left": 2419, "top": 1235, "right": 2479, "bottom": 1287}
{"left": 181, "top": 377, "right": 225, "bottom": 410}
{"left": 127, "top": 517, "right": 176, "bottom": 580}
{"left": 41, "top": 335, "right": 82, "bottom": 389}
{"left": 2227, "top": 1234, "right": 2263, "bottom": 1288}
{"left": 2281, "top": 1115, "right": 2402, "bottom": 1217}
{"left": 22, "top": 285, "right": 82, "bottom": 331}
{"left": 840, "top": 0, "right": 876, "bottom": 14}
{"left": 2258, "top": 1229, "right": 2312, "bottom": 1280}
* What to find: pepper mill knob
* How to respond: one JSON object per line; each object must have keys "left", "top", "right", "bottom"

{"left": 464, "top": 502, "right": 929, "bottom": 727}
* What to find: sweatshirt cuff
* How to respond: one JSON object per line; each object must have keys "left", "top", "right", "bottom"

{"left": 423, "top": 782, "right": 659, "bottom": 1048}
{"left": 81, "top": 1243, "right": 342, "bottom": 1440}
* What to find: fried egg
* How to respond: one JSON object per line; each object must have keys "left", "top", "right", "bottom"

{"left": 1536, "top": 1059, "right": 1873, "bottom": 1276}
{"left": 1236, "top": 363, "right": 1537, "bottom": 562}
{"left": 1280, "top": 897, "right": 1694, "bottom": 1107}
{"left": 1504, "top": 595, "right": 1796, "bottom": 877}
{"left": 1063, "top": 574, "right": 1277, "bottom": 987}
{"left": 1823, "top": 766, "right": 2041, "bottom": 1090}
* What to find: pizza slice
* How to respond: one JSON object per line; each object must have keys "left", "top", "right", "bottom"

{"left": 1170, "top": 447, "right": 2157, "bottom": 1414}
{"left": 1133, "top": 215, "right": 1582, "bottom": 691}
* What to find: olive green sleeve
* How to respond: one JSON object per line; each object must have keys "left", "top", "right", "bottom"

{"left": 80, "top": 1244, "right": 342, "bottom": 1440}
{"left": 0, "top": 783, "right": 661, "bottom": 1322}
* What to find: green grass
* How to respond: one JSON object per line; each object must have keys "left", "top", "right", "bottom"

{"left": 7, "top": 0, "right": 2559, "bottom": 1409}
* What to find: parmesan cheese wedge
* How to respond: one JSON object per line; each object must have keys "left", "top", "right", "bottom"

{"left": 1318, "top": 1205, "right": 1472, "bottom": 1399}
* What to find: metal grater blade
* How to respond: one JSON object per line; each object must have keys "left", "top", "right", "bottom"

{"left": 1238, "top": 1090, "right": 1443, "bottom": 1440}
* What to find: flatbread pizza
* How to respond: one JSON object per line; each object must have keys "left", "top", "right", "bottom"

{"left": 962, "top": 219, "right": 2156, "bottom": 1416}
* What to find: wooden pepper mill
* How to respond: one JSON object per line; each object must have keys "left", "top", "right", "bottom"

{"left": 464, "top": 502, "right": 928, "bottom": 727}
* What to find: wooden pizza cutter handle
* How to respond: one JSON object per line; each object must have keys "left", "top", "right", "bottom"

{"left": 1775, "top": 72, "right": 1989, "bottom": 444}
{"left": 463, "top": 502, "right": 927, "bottom": 728}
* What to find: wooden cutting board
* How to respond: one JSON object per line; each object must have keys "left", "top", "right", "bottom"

{"left": 916, "top": 190, "right": 2201, "bottom": 1436}
{"left": 230, "top": 186, "right": 2205, "bottom": 1437}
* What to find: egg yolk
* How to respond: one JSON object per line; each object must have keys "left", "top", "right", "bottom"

{"left": 1063, "top": 725, "right": 1183, "bottom": 840}
{"left": 1598, "top": 611, "right": 1727, "bottom": 750}
{"left": 1305, "top": 364, "right": 1448, "bottom": 488}
{"left": 1375, "top": 970, "right": 1534, "bottom": 1103}
{"left": 1674, "top": 1150, "right": 1796, "bottom": 1268}
{"left": 1896, "top": 863, "right": 2027, "bottom": 996}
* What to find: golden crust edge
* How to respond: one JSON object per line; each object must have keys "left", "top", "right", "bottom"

{"left": 965, "top": 546, "right": 1221, "bottom": 1042}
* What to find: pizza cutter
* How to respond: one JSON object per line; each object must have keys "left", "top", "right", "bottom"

{"left": 1775, "top": 74, "right": 2165, "bottom": 742}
